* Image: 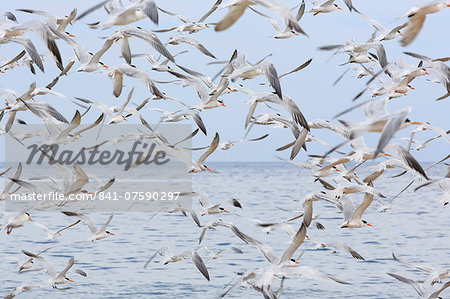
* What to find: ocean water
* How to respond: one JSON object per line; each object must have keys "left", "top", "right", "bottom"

{"left": 0, "top": 162, "right": 449, "bottom": 298}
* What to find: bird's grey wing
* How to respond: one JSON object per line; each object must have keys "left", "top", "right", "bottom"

{"left": 73, "top": 269, "right": 87, "bottom": 277}
{"left": 198, "top": 132, "right": 219, "bottom": 165}
{"left": 387, "top": 272, "right": 426, "bottom": 297}
{"left": 215, "top": 1, "right": 250, "bottom": 31}
{"left": 9, "top": 178, "right": 40, "bottom": 194}
{"left": 191, "top": 250, "right": 210, "bottom": 281}
{"left": 192, "top": 112, "right": 207, "bottom": 135}
{"left": 55, "top": 220, "right": 81, "bottom": 235}
{"left": 264, "top": 63, "right": 282, "bottom": 99}
{"left": 374, "top": 110, "right": 409, "bottom": 157}
{"left": 61, "top": 211, "right": 98, "bottom": 234}
{"left": 57, "top": 256, "right": 74, "bottom": 279}
{"left": 99, "top": 214, "right": 114, "bottom": 233}
{"left": 428, "top": 281, "right": 450, "bottom": 299}
{"left": 278, "top": 265, "right": 350, "bottom": 284}
{"left": 296, "top": 0, "right": 306, "bottom": 21}
{"left": 279, "top": 223, "right": 307, "bottom": 265}
{"left": 124, "top": 28, "right": 174, "bottom": 62}
{"left": 75, "top": 0, "right": 108, "bottom": 21}
{"left": 384, "top": 143, "right": 428, "bottom": 179}
{"left": 141, "top": 0, "right": 158, "bottom": 25}
{"left": 290, "top": 128, "right": 308, "bottom": 160}
{"left": 400, "top": 14, "right": 426, "bottom": 47}
{"left": 198, "top": 0, "right": 222, "bottom": 23}
{"left": 0, "top": 50, "right": 26, "bottom": 69}
{"left": 279, "top": 58, "right": 312, "bottom": 78}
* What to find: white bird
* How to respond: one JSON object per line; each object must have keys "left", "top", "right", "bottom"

{"left": 340, "top": 191, "right": 375, "bottom": 228}
{"left": 167, "top": 35, "right": 216, "bottom": 59}
{"left": 156, "top": 1, "right": 221, "bottom": 34}
{"left": 229, "top": 61, "right": 283, "bottom": 99}
{"left": 61, "top": 211, "right": 115, "bottom": 242}
{"left": 392, "top": 253, "right": 450, "bottom": 286}
{"left": 3, "top": 285, "right": 40, "bottom": 299}
{"left": 105, "top": 26, "right": 175, "bottom": 65}
{"left": 52, "top": 28, "right": 112, "bottom": 72}
{"left": 100, "top": 0, "right": 159, "bottom": 28}
{"left": 22, "top": 250, "right": 76, "bottom": 288}
{"left": 399, "top": 2, "right": 450, "bottom": 46}
{"left": 167, "top": 132, "right": 220, "bottom": 173}
{"left": 0, "top": 207, "right": 33, "bottom": 235}
{"left": 310, "top": 0, "right": 343, "bottom": 15}
{"left": 215, "top": 0, "right": 307, "bottom": 36}
{"left": 359, "top": 12, "right": 407, "bottom": 41}
{"left": 15, "top": 247, "right": 52, "bottom": 273}
{"left": 248, "top": 4, "right": 304, "bottom": 39}
{"left": 309, "top": 241, "right": 365, "bottom": 260}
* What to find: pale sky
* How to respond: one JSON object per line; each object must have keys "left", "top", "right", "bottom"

{"left": 1, "top": 0, "right": 449, "bottom": 162}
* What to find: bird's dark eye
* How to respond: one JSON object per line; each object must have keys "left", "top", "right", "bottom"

{"left": 137, "top": 26, "right": 142, "bottom": 29}
{"left": 362, "top": 220, "right": 367, "bottom": 224}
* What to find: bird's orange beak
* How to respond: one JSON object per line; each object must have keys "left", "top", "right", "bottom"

{"left": 68, "top": 279, "right": 75, "bottom": 282}
{"left": 409, "top": 86, "right": 415, "bottom": 90}
{"left": 355, "top": 174, "right": 359, "bottom": 179}
{"left": 0, "top": 70, "right": 5, "bottom": 73}
{"left": 337, "top": 6, "right": 343, "bottom": 10}
{"left": 399, "top": 33, "right": 404, "bottom": 37}
{"left": 221, "top": 103, "right": 227, "bottom": 107}
{"left": 295, "top": 261, "right": 300, "bottom": 264}
{"left": 335, "top": 169, "right": 342, "bottom": 172}
{"left": 223, "top": 209, "right": 230, "bottom": 213}
{"left": 411, "top": 121, "right": 423, "bottom": 125}
{"left": 294, "top": 33, "right": 299, "bottom": 36}
{"left": 425, "top": 72, "right": 430, "bottom": 75}
{"left": 169, "top": 68, "right": 174, "bottom": 71}
{"left": 69, "top": 21, "right": 73, "bottom": 26}
{"left": 69, "top": 34, "right": 76, "bottom": 37}
{"left": 384, "top": 153, "right": 392, "bottom": 157}
{"left": 366, "top": 223, "right": 374, "bottom": 227}
{"left": 184, "top": 116, "right": 189, "bottom": 120}
{"left": 110, "top": 233, "right": 115, "bottom": 235}
{"left": 206, "top": 167, "right": 213, "bottom": 171}
{"left": 28, "top": 216, "right": 33, "bottom": 221}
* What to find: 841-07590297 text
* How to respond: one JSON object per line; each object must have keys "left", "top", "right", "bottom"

{"left": 95, "top": 191, "right": 180, "bottom": 201}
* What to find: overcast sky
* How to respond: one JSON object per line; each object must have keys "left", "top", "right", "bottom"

{"left": 1, "top": 0, "right": 449, "bottom": 162}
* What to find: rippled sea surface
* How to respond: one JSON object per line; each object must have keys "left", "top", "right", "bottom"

{"left": 1, "top": 162, "right": 449, "bottom": 298}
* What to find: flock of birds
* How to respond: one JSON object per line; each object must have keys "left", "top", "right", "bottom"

{"left": 0, "top": 0, "right": 449, "bottom": 298}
